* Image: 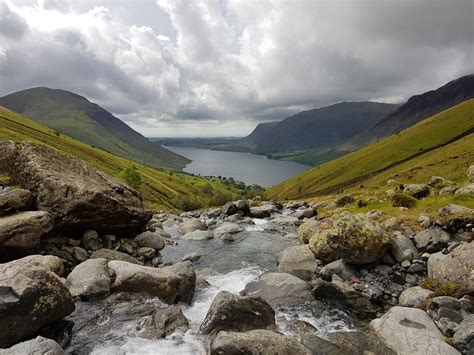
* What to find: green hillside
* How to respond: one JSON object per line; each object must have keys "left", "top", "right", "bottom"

{"left": 0, "top": 88, "right": 190, "bottom": 170}
{"left": 0, "top": 106, "right": 246, "bottom": 210}
{"left": 267, "top": 99, "right": 474, "bottom": 200}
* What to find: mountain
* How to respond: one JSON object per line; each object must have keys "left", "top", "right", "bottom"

{"left": 0, "top": 87, "right": 190, "bottom": 170}
{"left": 266, "top": 99, "right": 474, "bottom": 200}
{"left": 0, "top": 106, "right": 242, "bottom": 210}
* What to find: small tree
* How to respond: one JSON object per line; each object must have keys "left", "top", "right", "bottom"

{"left": 121, "top": 165, "right": 142, "bottom": 190}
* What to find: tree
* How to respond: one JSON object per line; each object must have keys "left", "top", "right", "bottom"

{"left": 121, "top": 165, "right": 142, "bottom": 190}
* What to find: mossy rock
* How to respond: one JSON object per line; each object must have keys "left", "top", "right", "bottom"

{"left": 309, "top": 229, "right": 338, "bottom": 263}
{"left": 391, "top": 193, "right": 417, "bottom": 208}
{"left": 298, "top": 219, "right": 321, "bottom": 244}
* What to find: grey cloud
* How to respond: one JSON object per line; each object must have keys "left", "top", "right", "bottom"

{"left": 0, "top": 1, "right": 28, "bottom": 39}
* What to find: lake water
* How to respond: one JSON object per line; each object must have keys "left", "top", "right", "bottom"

{"left": 165, "top": 146, "right": 310, "bottom": 187}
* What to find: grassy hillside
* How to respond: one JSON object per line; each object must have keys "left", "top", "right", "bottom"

{"left": 0, "top": 106, "right": 248, "bottom": 210}
{"left": 0, "top": 88, "right": 190, "bottom": 170}
{"left": 267, "top": 99, "right": 474, "bottom": 200}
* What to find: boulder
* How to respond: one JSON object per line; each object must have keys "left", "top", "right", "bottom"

{"left": 298, "top": 219, "right": 321, "bottom": 244}
{"left": 142, "top": 307, "right": 189, "bottom": 339}
{"left": 429, "top": 176, "right": 455, "bottom": 187}
{"left": 82, "top": 230, "right": 102, "bottom": 251}
{"left": 325, "top": 331, "right": 396, "bottom": 355}
{"left": 134, "top": 231, "right": 166, "bottom": 250}
{"left": 213, "top": 223, "right": 243, "bottom": 238}
{"left": 469, "top": 165, "right": 474, "bottom": 183}
{"left": 241, "top": 272, "right": 312, "bottom": 308}
{"left": 439, "top": 186, "right": 458, "bottom": 196}
{"left": 455, "top": 183, "right": 474, "bottom": 197}
{"left": 398, "top": 286, "right": 434, "bottom": 308}
{"left": 426, "top": 296, "right": 469, "bottom": 325}
{"left": 335, "top": 194, "right": 354, "bottom": 207}
{"left": 249, "top": 204, "right": 276, "bottom": 218}
{"left": 277, "top": 245, "right": 319, "bottom": 281}
{"left": 200, "top": 291, "right": 275, "bottom": 335}
{"left": 391, "top": 234, "right": 419, "bottom": 262}
{"left": 414, "top": 229, "right": 450, "bottom": 253}
{"left": 439, "top": 204, "right": 474, "bottom": 217}
{"left": 178, "top": 219, "right": 205, "bottom": 234}
{"left": 0, "top": 211, "right": 53, "bottom": 249}
{"left": 235, "top": 200, "right": 250, "bottom": 214}
{"left": 182, "top": 252, "right": 201, "bottom": 262}
{"left": 310, "top": 214, "right": 391, "bottom": 265}
{"left": 370, "top": 306, "right": 460, "bottom": 355}
{"left": 403, "top": 184, "right": 430, "bottom": 199}
{"left": 0, "top": 189, "right": 33, "bottom": 216}
{"left": 453, "top": 314, "right": 474, "bottom": 353}
{"left": 108, "top": 260, "right": 195, "bottom": 304}
{"left": 181, "top": 230, "right": 214, "bottom": 240}
{"left": 320, "top": 259, "right": 358, "bottom": 281}
{"left": 271, "top": 216, "right": 299, "bottom": 226}
{"left": 428, "top": 243, "right": 474, "bottom": 294}
{"left": 391, "top": 193, "right": 417, "bottom": 208}
{"left": 0, "top": 255, "right": 74, "bottom": 348}
{"left": 0, "top": 141, "right": 150, "bottom": 234}
{"left": 90, "top": 248, "right": 142, "bottom": 265}
{"left": 66, "top": 258, "right": 111, "bottom": 299}
{"left": 0, "top": 336, "right": 63, "bottom": 355}
{"left": 295, "top": 208, "right": 315, "bottom": 220}
{"left": 210, "top": 330, "right": 311, "bottom": 355}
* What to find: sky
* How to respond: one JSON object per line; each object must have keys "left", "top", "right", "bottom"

{"left": 0, "top": 0, "right": 473, "bottom": 137}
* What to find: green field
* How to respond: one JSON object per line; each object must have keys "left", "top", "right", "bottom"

{"left": 267, "top": 99, "right": 474, "bottom": 200}
{"left": 0, "top": 106, "right": 246, "bottom": 210}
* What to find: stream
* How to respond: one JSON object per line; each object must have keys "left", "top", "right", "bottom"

{"left": 64, "top": 213, "right": 353, "bottom": 354}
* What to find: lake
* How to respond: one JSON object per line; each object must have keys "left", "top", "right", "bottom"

{"left": 165, "top": 146, "right": 310, "bottom": 187}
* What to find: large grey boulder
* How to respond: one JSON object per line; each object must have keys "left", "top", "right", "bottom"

{"left": 453, "top": 314, "right": 474, "bottom": 353}
{"left": 241, "top": 272, "right": 312, "bottom": 308}
{"left": 66, "top": 258, "right": 111, "bottom": 299}
{"left": 428, "top": 243, "right": 474, "bottom": 294}
{"left": 0, "top": 336, "right": 63, "bottom": 355}
{"left": 142, "top": 307, "right": 189, "bottom": 339}
{"left": 0, "top": 211, "right": 53, "bottom": 249}
{"left": 391, "top": 234, "right": 418, "bottom": 262}
{"left": 0, "top": 255, "right": 74, "bottom": 348}
{"left": 108, "top": 260, "right": 195, "bottom": 304}
{"left": 200, "top": 291, "right": 275, "bottom": 335}
{"left": 398, "top": 286, "right": 434, "bottom": 308}
{"left": 0, "top": 189, "right": 33, "bottom": 216}
{"left": 178, "top": 219, "right": 205, "bottom": 234}
{"left": 277, "top": 245, "right": 319, "bottom": 281}
{"left": 90, "top": 248, "right": 143, "bottom": 265}
{"left": 414, "top": 229, "right": 451, "bottom": 253}
{"left": 210, "top": 330, "right": 311, "bottom": 355}
{"left": 134, "top": 231, "right": 166, "bottom": 250}
{"left": 325, "top": 331, "right": 396, "bottom": 355}
{"left": 403, "top": 184, "right": 430, "bottom": 199}
{"left": 182, "top": 230, "right": 214, "bottom": 240}
{"left": 249, "top": 204, "right": 276, "bottom": 218}
{"left": 0, "top": 141, "right": 150, "bottom": 235}
{"left": 370, "top": 306, "right": 460, "bottom": 355}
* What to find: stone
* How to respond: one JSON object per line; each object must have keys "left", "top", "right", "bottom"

{"left": 182, "top": 252, "right": 201, "bottom": 262}
{"left": 221, "top": 233, "right": 234, "bottom": 242}
{"left": 0, "top": 141, "right": 151, "bottom": 234}
{"left": 137, "top": 247, "right": 156, "bottom": 258}
{"left": 426, "top": 296, "right": 467, "bottom": 324}
{"left": 335, "top": 194, "right": 354, "bottom": 207}
{"left": 414, "top": 229, "right": 451, "bottom": 253}
{"left": 0, "top": 189, "right": 33, "bottom": 216}
{"left": 439, "top": 186, "right": 458, "bottom": 196}
{"left": 320, "top": 259, "right": 358, "bottom": 281}
{"left": 371, "top": 306, "right": 460, "bottom": 355}
{"left": 407, "top": 263, "right": 426, "bottom": 275}
{"left": 200, "top": 291, "right": 275, "bottom": 335}
{"left": 66, "top": 258, "right": 111, "bottom": 299}
{"left": 401, "top": 260, "right": 411, "bottom": 268}
{"left": 0, "top": 336, "right": 63, "bottom": 355}
{"left": 399, "top": 286, "right": 434, "bottom": 308}
{"left": 277, "top": 245, "right": 319, "bottom": 281}
{"left": 0, "top": 255, "right": 75, "bottom": 348}
{"left": 71, "top": 246, "right": 88, "bottom": 262}
{"left": 391, "top": 234, "right": 419, "bottom": 262}
{"left": 299, "top": 335, "right": 346, "bottom": 354}
{"left": 455, "top": 183, "right": 474, "bottom": 197}
{"left": 428, "top": 243, "right": 474, "bottom": 294}
{"left": 271, "top": 216, "right": 299, "bottom": 225}
{"left": 468, "top": 165, "right": 474, "bottom": 183}
{"left": 178, "top": 219, "right": 205, "bottom": 234}
{"left": 403, "top": 184, "right": 430, "bottom": 199}
{"left": 384, "top": 217, "right": 401, "bottom": 230}
{"left": 108, "top": 260, "right": 196, "bottom": 304}
{"left": 142, "top": 307, "right": 189, "bottom": 339}
{"left": 90, "top": 248, "right": 143, "bottom": 265}
{"left": 235, "top": 200, "right": 250, "bottom": 213}
{"left": 298, "top": 219, "right": 321, "bottom": 244}
{"left": 241, "top": 272, "right": 312, "bottom": 308}
{"left": 222, "top": 202, "right": 237, "bottom": 216}
{"left": 296, "top": 208, "right": 315, "bottom": 220}
{"left": 362, "top": 285, "right": 384, "bottom": 304}
{"left": 210, "top": 330, "right": 311, "bottom": 355}
{"left": 82, "top": 230, "right": 102, "bottom": 251}
{"left": 429, "top": 176, "right": 455, "bottom": 187}
{"left": 310, "top": 213, "right": 391, "bottom": 265}
{"left": 325, "top": 331, "right": 396, "bottom": 355}
{"left": 439, "top": 204, "right": 474, "bottom": 217}
{"left": 213, "top": 223, "right": 243, "bottom": 237}
{"left": 0, "top": 211, "right": 54, "bottom": 249}
{"left": 135, "top": 231, "right": 166, "bottom": 250}
{"left": 453, "top": 314, "right": 474, "bottom": 353}
{"left": 182, "top": 230, "right": 214, "bottom": 240}
{"left": 249, "top": 204, "right": 276, "bottom": 218}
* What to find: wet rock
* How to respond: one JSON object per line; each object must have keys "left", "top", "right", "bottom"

{"left": 142, "top": 307, "right": 189, "bottom": 339}
{"left": 335, "top": 194, "right": 354, "bottom": 207}
{"left": 414, "top": 229, "right": 450, "bottom": 253}
{"left": 296, "top": 208, "right": 316, "bottom": 220}
{"left": 213, "top": 223, "right": 243, "bottom": 238}
{"left": 0, "top": 141, "right": 150, "bottom": 235}
{"left": 320, "top": 259, "right": 358, "bottom": 281}
{"left": 398, "top": 286, "right": 434, "bottom": 308}
{"left": 221, "top": 233, "right": 234, "bottom": 242}
{"left": 90, "top": 248, "right": 143, "bottom": 265}
{"left": 299, "top": 334, "right": 346, "bottom": 354}
{"left": 134, "top": 231, "right": 166, "bottom": 250}
{"left": 0, "top": 189, "right": 33, "bottom": 216}
{"left": 298, "top": 219, "right": 322, "bottom": 244}
{"left": 108, "top": 260, "right": 195, "bottom": 304}
{"left": 277, "top": 245, "right": 319, "bottom": 281}
{"left": 210, "top": 330, "right": 311, "bottom": 355}
{"left": 428, "top": 243, "right": 474, "bottom": 294}
{"left": 371, "top": 306, "right": 460, "bottom": 355}
{"left": 325, "top": 331, "right": 396, "bottom": 355}
{"left": 311, "top": 278, "right": 345, "bottom": 299}
{"left": 391, "top": 234, "right": 419, "bottom": 262}
{"left": 0, "top": 336, "right": 63, "bottom": 355}
{"left": 0, "top": 255, "right": 75, "bottom": 348}
{"left": 182, "top": 252, "right": 201, "bottom": 262}
{"left": 453, "top": 314, "right": 474, "bottom": 353}
{"left": 271, "top": 216, "right": 299, "bottom": 226}
{"left": 66, "top": 258, "right": 110, "bottom": 299}
{"left": 200, "top": 291, "right": 275, "bottom": 335}
{"left": 182, "top": 230, "right": 214, "bottom": 240}
{"left": 0, "top": 210, "right": 54, "bottom": 249}
{"left": 403, "top": 184, "right": 430, "bottom": 199}
{"left": 178, "top": 219, "right": 205, "bottom": 234}
{"left": 310, "top": 213, "right": 391, "bottom": 265}
{"left": 241, "top": 272, "right": 312, "bottom": 308}
{"left": 82, "top": 230, "right": 103, "bottom": 251}
{"left": 137, "top": 247, "right": 156, "bottom": 258}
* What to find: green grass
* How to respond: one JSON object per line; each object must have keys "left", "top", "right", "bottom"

{"left": 0, "top": 106, "right": 243, "bottom": 210}
{"left": 267, "top": 99, "right": 474, "bottom": 200}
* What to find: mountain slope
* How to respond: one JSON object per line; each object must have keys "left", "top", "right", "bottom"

{"left": 0, "top": 106, "right": 241, "bottom": 210}
{"left": 0, "top": 87, "right": 190, "bottom": 170}
{"left": 267, "top": 99, "right": 474, "bottom": 200}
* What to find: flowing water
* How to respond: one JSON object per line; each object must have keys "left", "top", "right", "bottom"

{"left": 65, "top": 215, "right": 352, "bottom": 354}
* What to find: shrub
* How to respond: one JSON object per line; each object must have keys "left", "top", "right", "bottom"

{"left": 391, "top": 193, "right": 417, "bottom": 208}
{"left": 120, "top": 165, "right": 142, "bottom": 190}
{"left": 421, "top": 277, "right": 463, "bottom": 298}
{"left": 209, "top": 192, "right": 234, "bottom": 207}
{"left": 172, "top": 195, "right": 202, "bottom": 211}
{"left": 201, "top": 182, "right": 214, "bottom": 195}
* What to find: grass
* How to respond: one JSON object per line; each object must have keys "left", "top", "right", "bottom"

{"left": 0, "top": 106, "right": 245, "bottom": 210}
{"left": 267, "top": 99, "right": 474, "bottom": 200}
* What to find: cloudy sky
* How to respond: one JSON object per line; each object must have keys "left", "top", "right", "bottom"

{"left": 0, "top": 0, "right": 472, "bottom": 137}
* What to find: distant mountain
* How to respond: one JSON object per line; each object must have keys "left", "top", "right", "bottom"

{"left": 0, "top": 87, "right": 190, "bottom": 170}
